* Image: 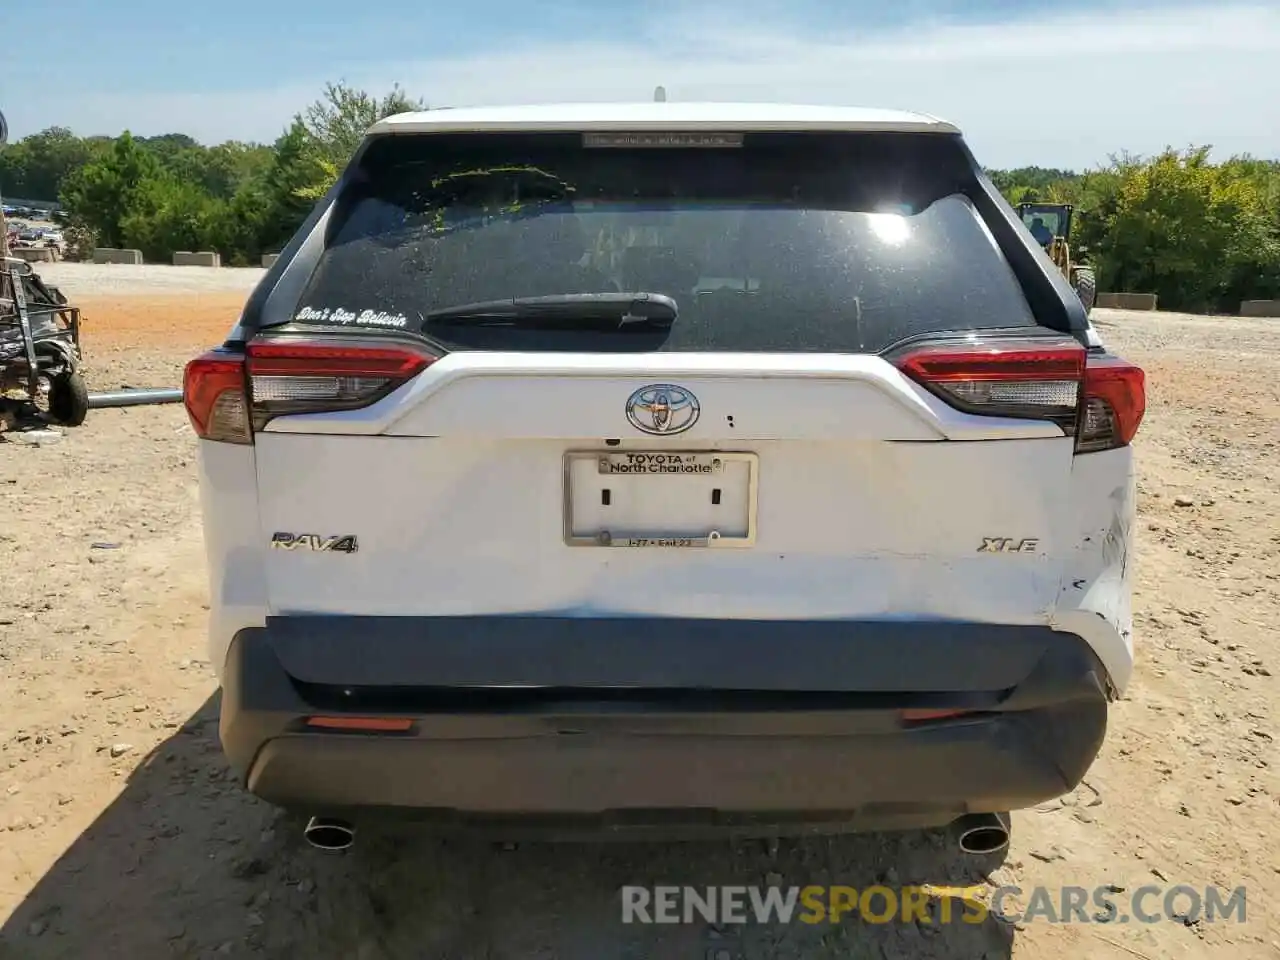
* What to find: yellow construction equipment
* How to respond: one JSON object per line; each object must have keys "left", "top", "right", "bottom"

{"left": 1017, "top": 202, "right": 1096, "bottom": 315}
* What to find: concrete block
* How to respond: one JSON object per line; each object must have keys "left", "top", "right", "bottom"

{"left": 262, "top": 253, "right": 280, "bottom": 268}
{"left": 173, "top": 250, "right": 221, "bottom": 267}
{"left": 1239, "top": 299, "right": 1280, "bottom": 318}
{"left": 91, "top": 247, "right": 144, "bottom": 265}
{"left": 10, "top": 247, "right": 55, "bottom": 263}
{"left": 1096, "top": 292, "right": 1158, "bottom": 311}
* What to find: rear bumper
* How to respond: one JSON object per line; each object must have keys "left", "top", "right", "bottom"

{"left": 220, "top": 617, "right": 1110, "bottom": 834}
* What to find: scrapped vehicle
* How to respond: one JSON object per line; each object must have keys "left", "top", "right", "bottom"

{"left": 1, "top": 257, "right": 88, "bottom": 426}
{"left": 185, "top": 104, "right": 1145, "bottom": 849}
{"left": 12, "top": 227, "right": 64, "bottom": 256}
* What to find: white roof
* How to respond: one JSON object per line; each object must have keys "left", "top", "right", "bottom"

{"left": 369, "top": 102, "right": 960, "bottom": 137}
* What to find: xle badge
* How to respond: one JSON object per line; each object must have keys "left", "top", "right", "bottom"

{"left": 271, "top": 533, "right": 359, "bottom": 554}
{"left": 978, "top": 538, "right": 1039, "bottom": 554}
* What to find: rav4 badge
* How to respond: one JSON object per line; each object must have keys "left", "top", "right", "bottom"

{"left": 270, "top": 533, "right": 359, "bottom": 554}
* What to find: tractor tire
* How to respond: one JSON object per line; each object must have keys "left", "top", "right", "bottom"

{"left": 1073, "top": 266, "right": 1097, "bottom": 315}
{"left": 48, "top": 370, "right": 89, "bottom": 427}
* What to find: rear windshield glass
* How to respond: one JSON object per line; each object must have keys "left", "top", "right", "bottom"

{"left": 290, "top": 132, "right": 1038, "bottom": 353}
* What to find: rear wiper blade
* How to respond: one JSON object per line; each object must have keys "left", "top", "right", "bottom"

{"left": 424, "top": 292, "right": 678, "bottom": 329}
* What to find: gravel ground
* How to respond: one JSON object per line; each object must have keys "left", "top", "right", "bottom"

{"left": 0, "top": 282, "right": 1277, "bottom": 959}
{"left": 35, "top": 262, "right": 266, "bottom": 296}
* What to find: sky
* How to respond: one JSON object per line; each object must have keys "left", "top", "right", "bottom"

{"left": 2, "top": 0, "right": 1279, "bottom": 169}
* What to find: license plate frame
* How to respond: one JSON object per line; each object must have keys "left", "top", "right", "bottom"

{"left": 562, "top": 450, "right": 759, "bottom": 548}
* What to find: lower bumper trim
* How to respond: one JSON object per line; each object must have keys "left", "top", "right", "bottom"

{"left": 220, "top": 622, "right": 1109, "bottom": 832}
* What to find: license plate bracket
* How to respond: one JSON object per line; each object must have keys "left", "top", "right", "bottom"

{"left": 563, "top": 450, "right": 758, "bottom": 548}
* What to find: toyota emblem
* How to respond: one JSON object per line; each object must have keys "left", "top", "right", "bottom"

{"left": 625, "top": 384, "right": 700, "bottom": 435}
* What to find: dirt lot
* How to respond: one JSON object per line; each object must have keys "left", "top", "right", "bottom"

{"left": 0, "top": 265, "right": 1277, "bottom": 959}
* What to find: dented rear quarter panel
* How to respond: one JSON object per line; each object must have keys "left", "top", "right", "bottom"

{"left": 1052, "top": 445, "right": 1137, "bottom": 695}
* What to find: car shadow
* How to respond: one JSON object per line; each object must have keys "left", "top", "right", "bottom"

{"left": 1, "top": 694, "right": 1015, "bottom": 960}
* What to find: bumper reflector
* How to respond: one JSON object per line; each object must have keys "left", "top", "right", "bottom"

{"left": 306, "top": 716, "right": 414, "bottom": 732}
{"left": 900, "top": 708, "right": 975, "bottom": 723}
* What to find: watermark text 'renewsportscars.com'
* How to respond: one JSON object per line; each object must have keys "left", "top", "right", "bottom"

{"left": 620, "top": 884, "right": 1247, "bottom": 926}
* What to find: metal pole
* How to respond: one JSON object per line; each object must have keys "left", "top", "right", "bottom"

{"left": 87, "top": 388, "right": 184, "bottom": 409}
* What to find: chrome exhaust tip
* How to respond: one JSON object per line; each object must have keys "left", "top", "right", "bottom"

{"left": 304, "top": 816, "right": 355, "bottom": 852}
{"left": 952, "top": 812, "right": 1010, "bottom": 855}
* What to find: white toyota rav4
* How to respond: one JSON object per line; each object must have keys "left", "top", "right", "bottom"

{"left": 185, "top": 103, "right": 1145, "bottom": 848}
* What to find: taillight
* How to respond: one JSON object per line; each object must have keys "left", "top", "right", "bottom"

{"left": 183, "top": 338, "right": 438, "bottom": 443}
{"left": 246, "top": 339, "right": 436, "bottom": 422}
{"left": 894, "top": 337, "right": 1085, "bottom": 432}
{"left": 1076, "top": 355, "right": 1146, "bottom": 453}
{"left": 893, "top": 337, "right": 1145, "bottom": 453}
{"left": 183, "top": 350, "right": 251, "bottom": 444}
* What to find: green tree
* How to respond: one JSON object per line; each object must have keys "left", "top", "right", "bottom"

{"left": 11, "top": 82, "right": 431, "bottom": 263}
{"left": 301, "top": 81, "right": 425, "bottom": 168}
{"left": 136, "top": 135, "right": 274, "bottom": 201}
{"left": 230, "top": 119, "right": 339, "bottom": 259}
{"left": 32, "top": 107, "right": 1280, "bottom": 296}
{"left": 199, "top": 142, "right": 275, "bottom": 199}
{"left": 136, "top": 133, "right": 201, "bottom": 162}
{"left": 59, "top": 132, "right": 162, "bottom": 248}
{"left": 118, "top": 176, "right": 231, "bottom": 262}
{"left": 1097, "top": 147, "right": 1280, "bottom": 310}
{"left": 986, "top": 166, "right": 1080, "bottom": 204}
{"left": 0, "top": 126, "right": 104, "bottom": 201}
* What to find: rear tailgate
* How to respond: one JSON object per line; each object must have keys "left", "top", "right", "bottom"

{"left": 241, "top": 129, "right": 1089, "bottom": 635}
{"left": 252, "top": 348, "right": 1074, "bottom": 622}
